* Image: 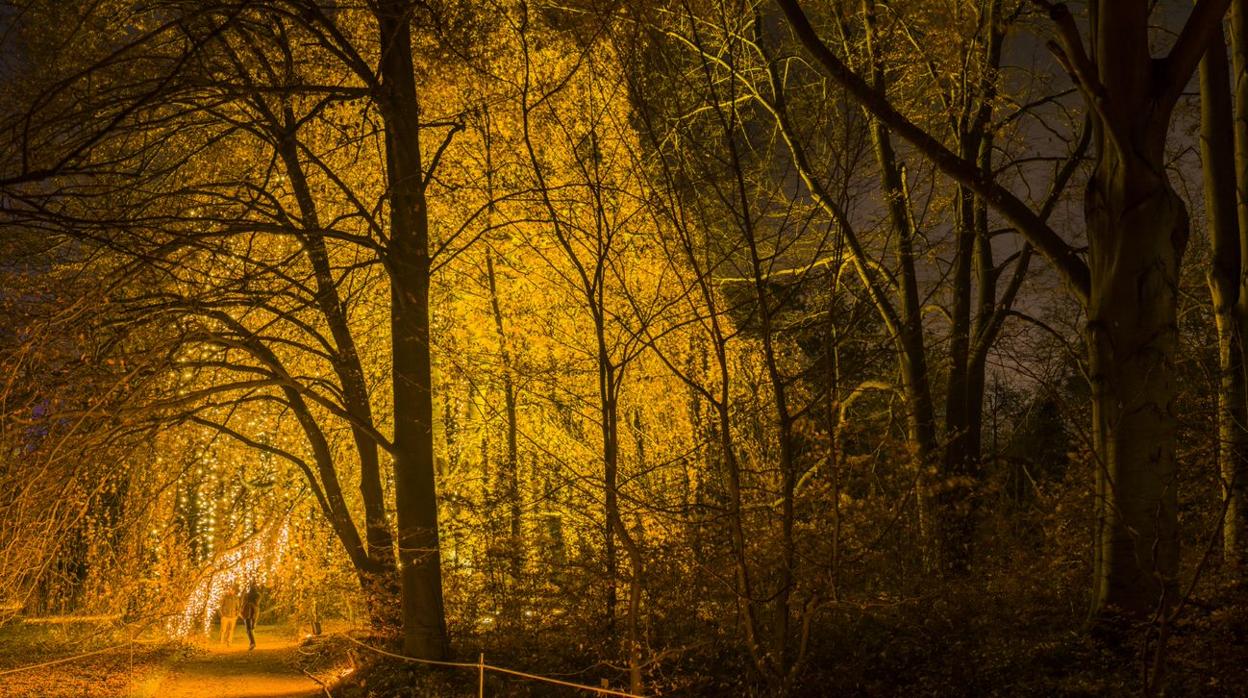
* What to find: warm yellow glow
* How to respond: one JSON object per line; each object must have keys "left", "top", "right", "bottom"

{"left": 169, "top": 519, "right": 290, "bottom": 638}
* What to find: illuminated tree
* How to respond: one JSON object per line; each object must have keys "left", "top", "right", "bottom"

{"left": 0, "top": 0, "right": 464, "bottom": 656}
{"left": 516, "top": 13, "right": 658, "bottom": 689}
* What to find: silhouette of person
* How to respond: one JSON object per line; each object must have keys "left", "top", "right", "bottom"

{"left": 241, "top": 587, "right": 260, "bottom": 651}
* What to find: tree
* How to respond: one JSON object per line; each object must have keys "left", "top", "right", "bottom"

{"left": 1200, "top": 0, "right": 1248, "bottom": 577}
{"left": 1, "top": 0, "right": 460, "bottom": 656}
{"left": 645, "top": 0, "right": 1087, "bottom": 578}
{"left": 373, "top": 0, "right": 452, "bottom": 659}
{"left": 775, "top": 0, "right": 1232, "bottom": 617}
{"left": 516, "top": 7, "right": 665, "bottom": 687}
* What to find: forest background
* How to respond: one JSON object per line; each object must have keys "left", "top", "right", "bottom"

{"left": 2, "top": 0, "right": 1248, "bottom": 695}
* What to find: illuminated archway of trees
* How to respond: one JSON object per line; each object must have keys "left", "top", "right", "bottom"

{"left": 2, "top": 0, "right": 1247, "bottom": 695}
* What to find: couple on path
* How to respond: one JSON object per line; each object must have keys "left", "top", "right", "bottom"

{"left": 219, "top": 587, "right": 260, "bottom": 650}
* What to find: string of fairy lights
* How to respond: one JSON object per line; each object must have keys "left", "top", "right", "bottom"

{"left": 152, "top": 410, "right": 297, "bottom": 639}
{"left": 153, "top": 357, "right": 320, "bottom": 639}
{"left": 168, "top": 519, "right": 290, "bottom": 637}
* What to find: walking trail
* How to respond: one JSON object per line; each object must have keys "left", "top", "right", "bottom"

{"left": 131, "top": 626, "right": 322, "bottom": 698}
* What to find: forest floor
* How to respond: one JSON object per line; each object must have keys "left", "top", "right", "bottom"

{"left": 130, "top": 626, "right": 323, "bottom": 698}
{"left": 0, "top": 623, "right": 348, "bottom": 698}
{"left": 0, "top": 622, "right": 174, "bottom": 698}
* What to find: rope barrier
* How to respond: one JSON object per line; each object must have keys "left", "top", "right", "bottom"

{"left": 0, "top": 642, "right": 131, "bottom": 677}
{"left": 20, "top": 613, "right": 123, "bottom": 625}
{"left": 339, "top": 634, "right": 646, "bottom": 697}
{"left": 0, "top": 626, "right": 647, "bottom": 697}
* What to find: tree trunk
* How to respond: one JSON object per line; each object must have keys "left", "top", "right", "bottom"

{"left": 1086, "top": 157, "right": 1186, "bottom": 615}
{"left": 377, "top": 0, "right": 449, "bottom": 659}
{"left": 212, "top": 315, "right": 393, "bottom": 623}
{"left": 1200, "top": 16, "right": 1248, "bottom": 577}
{"left": 480, "top": 115, "right": 523, "bottom": 585}
{"left": 597, "top": 343, "right": 644, "bottom": 694}
{"left": 275, "top": 133, "right": 399, "bottom": 624}
{"left": 740, "top": 170, "right": 798, "bottom": 686}
{"left": 865, "top": 116, "right": 939, "bottom": 558}
{"left": 859, "top": 3, "right": 940, "bottom": 564}
{"left": 939, "top": 0, "right": 1002, "bottom": 576}
{"left": 1229, "top": 0, "right": 1248, "bottom": 578}
{"left": 603, "top": 363, "right": 619, "bottom": 633}
{"left": 1217, "top": 310, "right": 1248, "bottom": 575}
{"left": 941, "top": 182, "right": 978, "bottom": 575}
{"left": 1083, "top": 1, "right": 1211, "bottom": 617}
{"left": 486, "top": 252, "right": 523, "bottom": 582}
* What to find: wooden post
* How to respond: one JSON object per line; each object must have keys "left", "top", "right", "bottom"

{"left": 478, "top": 652, "right": 485, "bottom": 697}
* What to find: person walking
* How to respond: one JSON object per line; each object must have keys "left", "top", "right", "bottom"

{"left": 218, "top": 588, "right": 240, "bottom": 646}
{"left": 241, "top": 588, "right": 260, "bottom": 651}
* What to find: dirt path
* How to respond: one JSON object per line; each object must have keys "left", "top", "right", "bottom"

{"left": 131, "top": 627, "right": 322, "bottom": 698}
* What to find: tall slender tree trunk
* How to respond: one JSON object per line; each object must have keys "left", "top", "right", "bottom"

{"left": 872, "top": 121, "right": 938, "bottom": 553}
{"left": 700, "top": 288, "right": 768, "bottom": 681}
{"left": 481, "top": 119, "right": 522, "bottom": 583}
{"left": 486, "top": 252, "right": 522, "bottom": 582}
{"left": 1200, "top": 15, "right": 1248, "bottom": 577}
{"left": 377, "top": 0, "right": 449, "bottom": 659}
{"left": 275, "top": 133, "right": 398, "bottom": 625}
{"left": 938, "top": 0, "right": 1002, "bottom": 576}
{"left": 739, "top": 168, "right": 799, "bottom": 687}
{"left": 1228, "top": 0, "right": 1248, "bottom": 578}
{"left": 209, "top": 313, "right": 386, "bottom": 612}
{"left": 859, "top": 3, "right": 939, "bottom": 562}
{"left": 596, "top": 336, "right": 643, "bottom": 694}
{"left": 941, "top": 180, "right": 978, "bottom": 574}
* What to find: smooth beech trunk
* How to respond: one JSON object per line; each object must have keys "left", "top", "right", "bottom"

{"left": 378, "top": 0, "right": 449, "bottom": 660}
{"left": 1201, "top": 14, "right": 1248, "bottom": 576}
{"left": 1228, "top": 0, "right": 1248, "bottom": 576}
{"left": 1082, "top": 2, "right": 1210, "bottom": 615}
{"left": 1085, "top": 160, "right": 1185, "bottom": 613}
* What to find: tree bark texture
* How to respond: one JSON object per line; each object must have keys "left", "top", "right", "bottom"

{"left": 377, "top": 0, "right": 449, "bottom": 660}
